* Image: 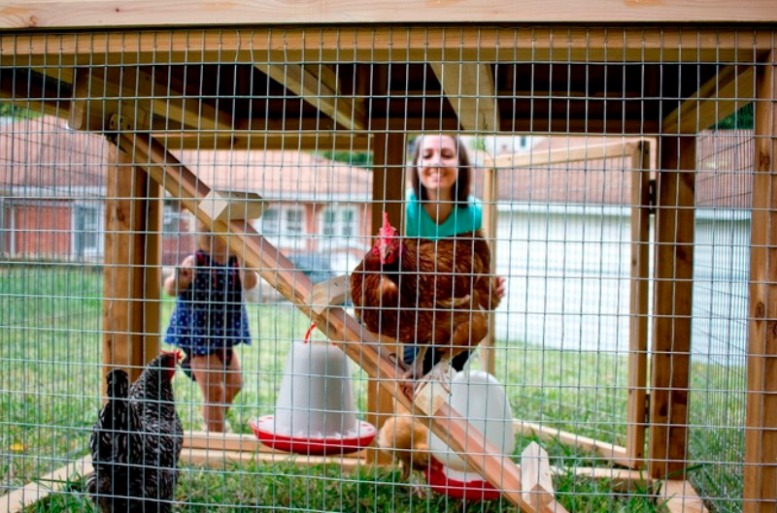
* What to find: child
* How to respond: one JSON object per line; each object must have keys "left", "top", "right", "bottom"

{"left": 164, "top": 221, "right": 258, "bottom": 432}
{"left": 404, "top": 134, "right": 506, "bottom": 375}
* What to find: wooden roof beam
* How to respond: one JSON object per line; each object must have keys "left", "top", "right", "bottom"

{"left": 431, "top": 62, "right": 500, "bottom": 132}
{"left": 254, "top": 63, "right": 366, "bottom": 131}
{"left": 663, "top": 65, "right": 755, "bottom": 134}
{"left": 69, "top": 66, "right": 233, "bottom": 132}
{"left": 0, "top": 69, "right": 69, "bottom": 118}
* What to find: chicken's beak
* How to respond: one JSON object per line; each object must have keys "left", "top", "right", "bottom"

{"left": 378, "top": 242, "right": 394, "bottom": 265}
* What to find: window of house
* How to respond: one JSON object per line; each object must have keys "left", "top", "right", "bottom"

{"left": 286, "top": 208, "right": 304, "bottom": 236}
{"left": 260, "top": 208, "right": 280, "bottom": 236}
{"left": 319, "top": 206, "right": 359, "bottom": 247}
{"left": 72, "top": 202, "right": 104, "bottom": 259}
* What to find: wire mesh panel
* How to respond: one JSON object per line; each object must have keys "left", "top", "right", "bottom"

{"left": 0, "top": 26, "right": 774, "bottom": 513}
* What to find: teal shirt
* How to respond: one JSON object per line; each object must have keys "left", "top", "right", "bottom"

{"left": 405, "top": 189, "right": 482, "bottom": 240}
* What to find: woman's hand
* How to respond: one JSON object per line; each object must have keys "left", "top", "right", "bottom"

{"left": 164, "top": 255, "right": 195, "bottom": 296}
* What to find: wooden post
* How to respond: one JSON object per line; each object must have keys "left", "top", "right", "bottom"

{"left": 479, "top": 163, "right": 498, "bottom": 375}
{"left": 102, "top": 145, "right": 156, "bottom": 389}
{"left": 743, "top": 50, "right": 777, "bottom": 513}
{"left": 648, "top": 136, "right": 696, "bottom": 480}
{"left": 143, "top": 180, "right": 162, "bottom": 360}
{"left": 366, "top": 130, "right": 406, "bottom": 464}
{"left": 626, "top": 141, "right": 651, "bottom": 468}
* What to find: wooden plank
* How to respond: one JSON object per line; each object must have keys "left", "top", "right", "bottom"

{"left": 663, "top": 65, "right": 756, "bottom": 134}
{"left": 648, "top": 136, "right": 696, "bottom": 480}
{"left": 181, "top": 431, "right": 367, "bottom": 459}
{"left": 70, "top": 66, "right": 232, "bottom": 132}
{"left": 513, "top": 420, "right": 630, "bottom": 467}
{"left": 366, "top": 130, "right": 405, "bottom": 465}
{"left": 0, "top": 68, "right": 69, "bottom": 118}
{"left": 0, "top": 457, "right": 93, "bottom": 513}
{"left": 254, "top": 63, "right": 366, "bottom": 131}
{"left": 521, "top": 442, "right": 555, "bottom": 513}
{"left": 157, "top": 133, "right": 372, "bottom": 151}
{"left": 743, "top": 50, "right": 777, "bottom": 513}
{"left": 306, "top": 274, "right": 350, "bottom": 315}
{"left": 181, "top": 449, "right": 368, "bottom": 472}
{"left": 659, "top": 481, "right": 709, "bottom": 513}
{"left": 142, "top": 177, "right": 162, "bottom": 365}
{"left": 102, "top": 145, "right": 153, "bottom": 388}
{"left": 479, "top": 160, "right": 498, "bottom": 375}
{"left": 0, "top": 29, "right": 770, "bottom": 68}
{"left": 115, "top": 132, "right": 529, "bottom": 510}
{"left": 0, "top": 1, "right": 775, "bottom": 29}
{"left": 626, "top": 141, "right": 651, "bottom": 469}
{"left": 494, "top": 140, "right": 638, "bottom": 169}
{"left": 430, "top": 62, "right": 499, "bottom": 132}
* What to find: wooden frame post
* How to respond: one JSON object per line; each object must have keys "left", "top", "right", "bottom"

{"left": 366, "top": 130, "right": 406, "bottom": 465}
{"left": 626, "top": 141, "right": 652, "bottom": 469}
{"left": 102, "top": 145, "right": 159, "bottom": 390}
{"left": 648, "top": 135, "right": 696, "bottom": 480}
{"left": 743, "top": 50, "right": 777, "bottom": 513}
{"left": 479, "top": 161, "right": 498, "bottom": 376}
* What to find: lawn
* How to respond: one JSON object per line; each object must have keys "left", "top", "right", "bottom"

{"left": 1, "top": 265, "right": 744, "bottom": 512}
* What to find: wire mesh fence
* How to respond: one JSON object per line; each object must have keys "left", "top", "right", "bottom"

{"left": 0, "top": 26, "right": 773, "bottom": 513}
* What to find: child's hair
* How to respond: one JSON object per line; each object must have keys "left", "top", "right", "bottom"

{"left": 408, "top": 134, "right": 472, "bottom": 206}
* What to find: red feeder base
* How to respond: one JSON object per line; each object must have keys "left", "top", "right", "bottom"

{"left": 425, "top": 462, "right": 502, "bottom": 501}
{"left": 250, "top": 415, "right": 376, "bottom": 456}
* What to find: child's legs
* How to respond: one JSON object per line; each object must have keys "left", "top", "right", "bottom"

{"left": 224, "top": 349, "right": 243, "bottom": 407}
{"left": 190, "top": 353, "right": 227, "bottom": 432}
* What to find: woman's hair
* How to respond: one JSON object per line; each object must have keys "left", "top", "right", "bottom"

{"left": 409, "top": 134, "right": 472, "bottom": 206}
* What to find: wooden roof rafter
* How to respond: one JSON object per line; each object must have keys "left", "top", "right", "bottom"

{"left": 254, "top": 62, "right": 367, "bottom": 131}
{"left": 431, "top": 62, "right": 500, "bottom": 132}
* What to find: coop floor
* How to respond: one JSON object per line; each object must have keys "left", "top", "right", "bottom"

{"left": 20, "top": 459, "right": 676, "bottom": 513}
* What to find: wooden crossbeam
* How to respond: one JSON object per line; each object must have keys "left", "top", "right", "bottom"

{"left": 493, "top": 140, "right": 638, "bottom": 169}
{"left": 114, "top": 131, "right": 529, "bottom": 511}
{"left": 663, "top": 65, "right": 755, "bottom": 134}
{"left": 0, "top": 70, "right": 69, "bottom": 118}
{"left": 255, "top": 63, "right": 366, "bottom": 131}
{"left": 430, "top": 62, "right": 499, "bottom": 132}
{"left": 70, "top": 66, "right": 233, "bottom": 132}
{"left": 658, "top": 481, "right": 709, "bottom": 513}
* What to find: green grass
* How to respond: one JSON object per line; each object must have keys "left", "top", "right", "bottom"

{"left": 1, "top": 266, "right": 743, "bottom": 511}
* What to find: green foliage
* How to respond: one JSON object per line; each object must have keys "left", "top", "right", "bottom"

{"left": 715, "top": 103, "right": 754, "bottom": 130}
{"left": 318, "top": 150, "right": 374, "bottom": 169}
{"left": 0, "top": 103, "right": 41, "bottom": 120}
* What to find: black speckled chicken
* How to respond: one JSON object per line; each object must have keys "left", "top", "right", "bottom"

{"left": 87, "top": 351, "right": 183, "bottom": 512}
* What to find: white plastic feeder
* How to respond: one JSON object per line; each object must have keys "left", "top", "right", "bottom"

{"left": 425, "top": 370, "right": 515, "bottom": 500}
{"left": 251, "top": 323, "right": 375, "bottom": 455}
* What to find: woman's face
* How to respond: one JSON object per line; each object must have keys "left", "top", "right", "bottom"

{"left": 416, "top": 135, "right": 459, "bottom": 196}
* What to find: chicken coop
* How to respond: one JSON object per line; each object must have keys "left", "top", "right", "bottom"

{"left": 2, "top": 2, "right": 777, "bottom": 512}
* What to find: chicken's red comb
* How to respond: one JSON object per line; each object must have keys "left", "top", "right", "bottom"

{"left": 378, "top": 211, "right": 395, "bottom": 237}
{"left": 161, "top": 349, "right": 183, "bottom": 363}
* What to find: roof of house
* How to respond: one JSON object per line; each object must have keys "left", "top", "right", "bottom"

{"left": 0, "top": 115, "right": 107, "bottom": 194}
{"left": 174, "top": 149, "right": 373, "bottom": 202}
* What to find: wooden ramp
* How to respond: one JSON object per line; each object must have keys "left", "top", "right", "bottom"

{"left": 112, "top": 130, "right": 536, "bottom": 511}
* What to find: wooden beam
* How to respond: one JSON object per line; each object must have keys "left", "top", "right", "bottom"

{"left": 626, "top": 141, "right": 651, "bottom": 470}
{"left": 1, "top": 1, "right": 775, "bottom": 29}
{"left": 648, "top": 136, "right": 696, "bottom": 480}
{"left": 254, "top": 63, "right": 366, "bottom": 131}
{"left": 663, "top": 65, "right": 756, "bottom": 134}
{"left": 0, "top": 69, "right": 69, "bottom": 118}
{"left": 479, "top": 157, "right": 498, "bottom": 375}
{"left": 743, "top": 50, "right": 777, "bottom": 513}
{"left": 431, "top": 62, "right": 499, "bottom": 132}
{"left": 366, "top": 130, "right": 406, "bottom": 465}
{"left": 156, "top": 133, "right": 372, "bottom": 151}
{"left": 114, "top": 132, "right": 529, "bottom": 510}
{"left": 0, "top": 29, "right": 770, "bottom": 68}
{"left": 181, "top": 449, "right": 368, "bottom": 472}
{"left": 513, "top": 420, "right": 630, "bottom": 468}
{"left": 70, "top": 66, "right": 233, "bottom": 132}
{"left": 658, "top": 481, "right": 709, "bottom": 513}
{"left": 0, "top": 457, "right": 93, "bottom": 513}
{"left": 142, "top": 176, "right": 162, "bottom": 365}
{"left": 494, "top": 140, "right": 638, "bottom": 169}
{"left": 102, "top": 145, "right": 156, "bottom": 387}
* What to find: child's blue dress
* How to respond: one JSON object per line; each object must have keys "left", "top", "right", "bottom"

{"left": 164, "top": 250, "right": 251, "bottom": 357}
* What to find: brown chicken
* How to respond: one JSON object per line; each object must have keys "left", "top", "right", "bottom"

{"left": 377, "top": 400, "right": 432, "bottom": 483}
{"left": 350, "top": 212, "right": 501, "bottom": 385}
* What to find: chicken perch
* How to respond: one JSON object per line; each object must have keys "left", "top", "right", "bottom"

{"left": 351, "top": 212, "right": 501, "bottom": 390}
{"left": 88, "top": 351, "right": 184, "bottom": 512}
